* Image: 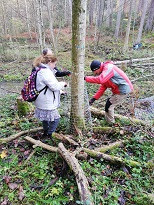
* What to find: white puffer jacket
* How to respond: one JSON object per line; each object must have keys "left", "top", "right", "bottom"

{"left": 34, "top": 65, "right": 66, "bottom": 110}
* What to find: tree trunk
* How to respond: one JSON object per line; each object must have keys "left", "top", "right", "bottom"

{"left": 136, "top": 0, "right": 148, "bottom": 43}
{"left": 24, "top": 0, "right": 32, "bottom": 40}
{"left": 145, "top": 0, "right": 154, "bottom": 31}
{"left": 114, "top": 0, "right": 124, "bottom": 38}
{"left": 46, "top": 0, "right": 56, "bottom": 53}
{"left": 123, "top": 0, "right": 134, "bottom": 52}
{"left": 97, "top": 0, "right": 105, "bottom": 28}
{"left": 35, "top": 0, "right": 45, "bottom": 51}
{"left": 70, "top": 0, "right": 87, "bottom": 133}
{"left": 1, "top": 0, "right": 7, "bottom": 35}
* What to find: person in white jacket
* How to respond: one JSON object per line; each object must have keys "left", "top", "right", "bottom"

{"left": 33, "top": 54, "right": 67, "bottom": 138}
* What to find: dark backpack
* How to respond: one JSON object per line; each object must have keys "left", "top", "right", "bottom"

{"left": 21, "top": 66, "right": 48, "bottom": 102}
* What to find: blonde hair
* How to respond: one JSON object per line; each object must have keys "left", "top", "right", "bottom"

{"left": 33, "top": 54, "right": 57, "bottom": 67}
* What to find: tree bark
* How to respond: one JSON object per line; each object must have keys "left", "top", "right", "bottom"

{"left": 123, "top": 0, "right": 134, "bottom": 52}
{"left": 145, "top": 0, "right": 154, "bottom": 31}
{"left": 114, "top": 0, "right": 124, "bottom": 38}
{"left": 136, "top": 0, "right": 148, "bottom": 43}
{"left": 70, "top": 0, "right": 87, "bottom": 132}
{"left": 35, "top": 0, "right": 45, "bottom": 51}
{"left": 46, "top": 0, "right": 56, "bottom": 53}
{"left": 58, "top": 143, "right": 94, "bottom": 205}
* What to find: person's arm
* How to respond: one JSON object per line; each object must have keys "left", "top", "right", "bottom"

{"left": 94, "top": 85, "right": 107, "bottom": 100}
{"left": 89, "top": 85, "right": 107, "bottom": 105}
{"left": 54, "top": 67, "right": 71, "bottom": 77}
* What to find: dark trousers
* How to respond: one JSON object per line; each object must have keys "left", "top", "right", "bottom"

{"left": 42, "top": 118, "right": 60, "bottom": 135}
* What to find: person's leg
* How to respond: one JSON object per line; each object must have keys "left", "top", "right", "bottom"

{"left": 105, "top": 98, "right": 115, "bottom": 123}
{"left": 48, "top": 118, "right": 60, "bottom": 136}
{"left": 42, "top": 120, "right": 49, "bottom": 135}
{"left": 105, "top": 95, "right": 127, "bottom": 124}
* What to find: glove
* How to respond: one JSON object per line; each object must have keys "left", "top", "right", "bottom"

{"left": 65, "top": 71, "right": 71, "bottom": 76}
{"left": 89, "top": 98, "right": 96, "bottom": 105}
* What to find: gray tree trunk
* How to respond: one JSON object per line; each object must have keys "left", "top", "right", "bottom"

{"left": 123, "top": 0, "right": 134, "bottom": 52}
{"left": 24, "top": 0, "right": 32, "bottom": 40}
{"left": 1, "top": 0, "right": 7, "bottom": 35}
{"left": 114, "top": 0, "right": 124, "bottom": 38}
{"left": 136, "top": 0, "right": 148, "bottom": 43}
{"left": 145, "top": 0, "right": 154, "bottom": 31}
{"left": 35, "top": 0, "right": 45, "bottom": 51}
{"left": 106, "top": 0, "right": 113, "bottom": 27}
{"left": 97, "top": 0, "right": 105, "bottom": 28}
{"left": 70, "top": 0, "right": 87, "bottom": 132}
{"left": 46, "top": 0, "right": 56, "bottom": 53}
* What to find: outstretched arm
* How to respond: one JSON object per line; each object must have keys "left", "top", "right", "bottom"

{"left": 54, "top": 67, "right": 71, "bottom": 77}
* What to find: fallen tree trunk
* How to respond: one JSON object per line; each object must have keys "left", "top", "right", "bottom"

{"left": 90, "top": 107, "right": 146, "bottom": 126}
{"left": 24, "top": 136, "right": 58, "bottom": 152}
{"left": 58, "top": 143, "right": 94, "bottom": 205}
{"left": 131, "top": 63, "right": 154, "bottom": 67}
{"left": 95, "top": 140, "right": 125, "bottom": 153}
{"left": 132, "top": 74, "right": 154, "bottom": 82}
{"left": 0, "top": 127, "right": 42, "bottom": 144}
{"left": 0, "top": 127, "right": 78, "bottom": 147}
{"left": 114, "top": 57, "right": 154, "bottom": 65}
{"left": 93, "top": 126, "right": 120, "bottom": 134}
{"left": 53, "top": 133, "right": 79, "bottom": 147}
{"left": 83, "top": 148, "right": 141, "bottom": 167}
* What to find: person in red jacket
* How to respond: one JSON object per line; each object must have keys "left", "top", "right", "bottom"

{"left": 84, "top": 60, "right": 134, "bottom": 124}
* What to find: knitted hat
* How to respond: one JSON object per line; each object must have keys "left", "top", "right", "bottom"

{"left": 90, "top": 60, "right": 101, "bottom": 71}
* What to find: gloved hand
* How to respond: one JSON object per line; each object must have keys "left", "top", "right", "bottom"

{"left": 66, "top": 71, "right": 71, "bottom": 76}
{"left": 89, "top": 98, "right": 96, "bottom": 105}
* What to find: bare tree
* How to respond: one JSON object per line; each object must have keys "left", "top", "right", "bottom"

{"left": 1, "top": 0, "right": 7, "bottom": 35}
{"left": 24, "top": 0, "right": 32, "bottom": 40}
{"left": 145, "top": 0, "right": 154, "bottom": 31}
{"left": 123, "top": 0, "right": 134, "bottom": 52}
{"left": 114, "top": 0, "right": 124, "bottom": 38}
{"left": 46, "top": 0, "right": 56, "bottom": 53}
{"left": 136, "top": 0, "right": 148, "bottom": 43}
{"left": 35, "top": 0, "right": 45, "bottom": 51}
{"left": 70, "top": 0, "right": 87, "bottom": 132}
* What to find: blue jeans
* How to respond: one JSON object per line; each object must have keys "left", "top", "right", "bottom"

{"left": 42, "top": 118, "right": 60, "bottom": 135}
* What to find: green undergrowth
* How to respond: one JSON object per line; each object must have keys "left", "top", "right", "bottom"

{"left": 0, "top": 95, "right": 153, "bottom": 205}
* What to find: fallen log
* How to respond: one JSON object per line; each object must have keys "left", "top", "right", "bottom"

{"left": 93, "top": 126, "right": 120, "bottom": 134}
{"left": 0, "top": 127, "right": 78, "bottom": 147}
{"left": 58, "top": 143, "right": 94, "bottom": 205}
{"left": 24, "top": 136, "right": 58, "bottom": 152}
{"left": 95, "top": 140, "right": 125, "bottom": 153}
{"left": 132, "top": 74, "right": 154, "bottom": 82}
{"left": 90, "top": 106, "right": 146, "bottom": 126}
{"left": 0, "top": 127, "right": 42, "bottom": 144}
{"left": 53, "top": 133, "right": 79, "bottom": 147}
{"left": 83, "top": 148, "right": 141, "bottom": 167}
{"left": 114, "top": 57, "right": 154, "bottom": 65}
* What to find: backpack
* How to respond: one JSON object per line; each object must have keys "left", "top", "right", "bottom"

{"left": 21, "top": 66, "right": 48, "bottom": 102}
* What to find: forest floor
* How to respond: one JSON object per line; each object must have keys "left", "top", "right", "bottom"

{"left": 0, "top": 29, "right": 154, "bottom": 205}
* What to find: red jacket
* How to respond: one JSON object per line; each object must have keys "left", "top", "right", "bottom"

{"left": 85, "top": 61, "right": 133, "bottom": 100}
